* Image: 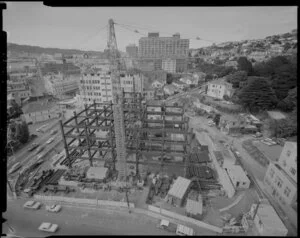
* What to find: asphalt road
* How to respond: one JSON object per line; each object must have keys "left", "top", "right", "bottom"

{"left": 3, "top": 199, "right": 171, "bottom": 237}
{"left": 8, "top": 120, "right": 62, "bottom": 171}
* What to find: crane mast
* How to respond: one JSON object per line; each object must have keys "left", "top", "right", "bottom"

{"left": 107, "top": 19, "right": 127, "bottom": 181}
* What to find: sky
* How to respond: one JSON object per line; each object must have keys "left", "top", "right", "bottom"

{"left": 4, "top": 3, "right": 298, "bottom": 52}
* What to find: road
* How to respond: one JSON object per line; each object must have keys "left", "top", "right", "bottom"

{"left": 188, "top": 114, "right": 297, "bottom": 236}
{"left": 8, "top": 120, "right": 62, "bottom": 171}
{"left": 3, "top": 199, "right": 171, "bottom": 237}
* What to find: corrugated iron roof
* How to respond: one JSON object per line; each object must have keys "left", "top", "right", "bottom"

{"left": 168, "top": 176, "right": 191, "bottom": 200}
{"left": 186, "top": 198, "right": 203, "bottom": 215}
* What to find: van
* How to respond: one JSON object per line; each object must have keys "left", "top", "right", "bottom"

{"left": 176, "top": 224, "right": 195, "bottom": 236}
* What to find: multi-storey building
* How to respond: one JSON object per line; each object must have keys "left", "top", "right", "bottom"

{"left": 162, "top": 58, "right": 176, "bottom": 73}
{"left": 79, "top": 71, "right": 144, "bottom": 104}
{"left": 138, "top": 32, "right": 189, "bottom": 72}
{"left": 41, "top": 62, "right": 81, "bottom": 75}
{"left": 264, "top": 142, "right": 297, "bottom": 210}
{"left": 126, "top": 44, "right": 138, "bottom": 58}
{"left": 44, "top": 72, "right": 80, "bottom": 99}
{"left": 206, "top": 78, "right": 234, "bottom": 99}
{"left": 7, "top": 79, "right": 31, "bottom": 105}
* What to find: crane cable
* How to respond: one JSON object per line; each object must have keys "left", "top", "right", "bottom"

{"left": 72, "top": 24, "right": 108, "bottom": 50}
{"left": 115, "top": 21, "right": 218, "bottom": 43}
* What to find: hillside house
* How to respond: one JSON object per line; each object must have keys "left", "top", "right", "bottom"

{"left": 151, "top": 80, "right": 164, "bottom": 89}
{"left": 164, "top": 84, "right": 178, "bottom": 96}
{"left": 206, "top": 78, "right": 234, "bottom": 99}
{"left": 224, "top": 60, "right": 238, "bottom": 69}
{"left": 179, "top": 76, "right": 198, "bottom": 86}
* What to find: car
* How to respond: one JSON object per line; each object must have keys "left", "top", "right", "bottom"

{"left": 8, "top": 162, "right": 22, "bottom": 175}
{"left": 28, "top": 143, "right": 39, "bottom": 152}
{"left": 50, "top": 129, "right": 58, "bottom": 135}
{"left": 36, "top": 146, "right": 44, "bottom": 154}
{"left": 38, "top": 222, "right": 58, "bottom": 233}
{"left": 46, "top": 137, "right": 55, "bottom": 144}
{"left": 37, "top": 154, "right": 44, "bottom": 160}
{"left": 23, "top": 201, "right": 41, "bottom": 210}
{"left": 45, "top": 204, "right": 62, "bottom": 213}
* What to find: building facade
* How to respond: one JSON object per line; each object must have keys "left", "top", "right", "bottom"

{"left": 79, "top": 72, "right": 144, "bottom": 105}
{"left": 264, "top": 142, "right": 297, "bottom": 207}
{"left": 162, "top": 58, "right": 176, "bottom": 73}
{"left": 138, "top": 33, "right": 189, "bottom": 72}
{"left": 21, "top": 100, "right": 60, "bottom": 124}
{"left": 126, "top": 44, "right": 138, "bottom": 58}
{"left": 7, "top": 79, "right": 31, "bottom": 105}
{"left": 206, "top": 78, "right": 234, "bottom": 99}
{"left": 44, "top": 73, "right": 80, "bottom": 99}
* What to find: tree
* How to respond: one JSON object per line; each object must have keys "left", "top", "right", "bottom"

{"left": 18, "top": 121, "right": 30, "bottom": 144}
{"left": 205, "top": 74, "right": 213, "bottom": 81}
{"left": 237, "top": 57, "right": 253, "bottom": 75}
{"left": 237, "top": 77, "right": 278, "bottom": 113}
{"left": 8, "top": 100, "right": 23, "bottom": 120}
{"left": 226, "top": 70, "right": 248, "bottom": 88}
{"left": 269, "top": 118, "right": 297, "bottom": 138}
{"left": 223, "top": 95, "right": 230, "bottom": 101}
{"left": 277, "top": 87, "right": 297, "bottom": 112}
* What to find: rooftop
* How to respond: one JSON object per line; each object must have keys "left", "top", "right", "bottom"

{"left": 186, "top": 198, "right": 203, "bottom": 215}
{"left": 168, "top": 176, "right": 191, "bottom": 200}
{"left": 256, "top": 203, "right": 288, "bottom": 233}
{"left": 226, "top": 164, "right": 250, "bottom": 182}
{"left": 208, "top": 77, "right": 230, "bottom": 86}
{"left": 22, "top": 100, "right": 58, "bottom": 114}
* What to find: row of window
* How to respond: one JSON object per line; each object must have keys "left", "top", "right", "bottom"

{"left": 268, "top": 169, "right": 292, "bottom": 197}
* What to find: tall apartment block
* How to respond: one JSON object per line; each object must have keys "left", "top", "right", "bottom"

{"left": 264, "top": 142, "right": 297, "bottom": 210}
{"left": 79, "top": 71, "right": 144, "bottom": 104}
{"left": 138, "top": 32, "right": 189, "bottom": 72}
{"left": 126, "top": 44, "right": 138, "bottom": 58}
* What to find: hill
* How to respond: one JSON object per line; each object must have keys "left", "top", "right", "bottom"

{"left": 7, "top": 42, "right": 105, "bottom": 57}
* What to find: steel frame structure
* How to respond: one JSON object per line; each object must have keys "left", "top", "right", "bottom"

{"left": 59, "top": 91, "right": 197, "bottom": 177}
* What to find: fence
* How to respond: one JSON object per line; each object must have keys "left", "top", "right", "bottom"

{"left": 148, "top": 205, "right": 223, "bottom": 233}
{"left": 33, "top": 194, "right": 134, "bottom": 208}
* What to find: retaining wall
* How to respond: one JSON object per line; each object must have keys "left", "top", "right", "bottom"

{"left": 33, "top": 194, "right": 134, "bottom": 208}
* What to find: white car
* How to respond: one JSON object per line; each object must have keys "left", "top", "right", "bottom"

{"left": 23, "top": 201, "right": 41, "bottom": 210}
{"left": 46, "top": 204, "right": 62, "bottom": 213}
{"left": 46, "top": 137, "right": 55, "bottom": 144}
{"left": 38, "top": 222, "right": 58, "bottom": 233}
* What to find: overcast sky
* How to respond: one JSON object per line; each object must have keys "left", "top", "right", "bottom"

{"left": 4, "top": 3, "right": 298, "bottom": 51}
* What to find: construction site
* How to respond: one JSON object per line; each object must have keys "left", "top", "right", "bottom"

{"left": 9, "top": 19, "right": 275, "bottom": 236}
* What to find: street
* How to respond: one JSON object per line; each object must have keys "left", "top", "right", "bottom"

{"left": 8, "top": 119, "right": 62, "bottom": 171}
{"left": 3, "top": 199, "right": 171, "bottom": 237}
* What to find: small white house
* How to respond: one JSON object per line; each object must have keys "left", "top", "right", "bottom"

{"left": 206, "top": 78, "right": 234, "bottom": 99}
{"left": 225, "top": 165, "right": 250, "bottom": 189}
{"left": 151, "top": 80, "right": 164, "bottom": 89}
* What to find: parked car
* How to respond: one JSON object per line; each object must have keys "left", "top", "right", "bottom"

{"left": 23, "top": 201, "right": 41, "bottom": 210}
{"left": 50, "top": 129, "right": 58, "bottom": 135}
{"left": 45, "top": 204, "right": 61, "bottom": 213}
{"left": 8, "top": 162, "right": 22, "bottom": 175}
{"left": 35, "top": 146, "right": 44, "bottom": 154}
{"left": 46, "top": 137, "right": 55, "bottom": 144}
{"left": 28, "top": 143, "right": 39, "bottom": 152}
{"left": 38, "top": 223, "right": 58, "bottom": 233}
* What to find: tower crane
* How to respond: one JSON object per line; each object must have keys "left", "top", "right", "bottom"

{"left": 107, "top": 19, "right": 127, "bottom": 182}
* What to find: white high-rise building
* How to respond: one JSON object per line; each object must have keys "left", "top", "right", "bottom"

{"left": 162, "top": 58, "right": 176, "bottom": 73}
{"left": 79, "top": 71, "right": 144, "bottom": 105}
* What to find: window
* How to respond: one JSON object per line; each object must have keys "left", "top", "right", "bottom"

{"left": 290, "top": 167, "right": 296, "bottom": 176}
{"left": 284, "top": 187, "right": 291, "bottom": 197}
{"left": 286, "top": 150, "right": 291, "bottom": 157}
{"left": 276, "top": 177, "right": 283, "bottom": 188}
{"left": 269, "top": 168, "right": 275, "bottom": 178}
{"left": 282, "top": 160, "right": 287, "bottom": 167}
